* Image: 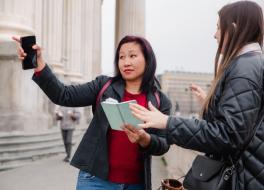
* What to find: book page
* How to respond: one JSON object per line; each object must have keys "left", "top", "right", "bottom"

{"left": 101, "top": 101, "right": 124, "bottom": 131}
{"left": 117, "top": 100, "right": 142, "bottom": 128}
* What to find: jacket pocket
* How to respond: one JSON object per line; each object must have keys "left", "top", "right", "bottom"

{"left": 72, "top": 135, "right": 99, "bottom": 168}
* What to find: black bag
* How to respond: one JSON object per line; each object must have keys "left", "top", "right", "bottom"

{"left": 183, "top": 155, "right": 237, "bottom": 190}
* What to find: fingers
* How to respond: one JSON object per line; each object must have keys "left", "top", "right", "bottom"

{"left": 190, "top": 84, "right": 200, "bottom": 92}
{"left": 12, "top": 36, "right": 21, "bottom": 43}
{"left": 18, "top": 47, "right": 26, "bottom": 60}
{"left": 12, "top": 36, "right": 26, "bottom": 60}
{"left": 124, "top": 124, "right": 139, "bottom": 133}
{"left": 123, "top": 125, "right": 141, "bottom": 143}
{"left": 148, "top": 101, "right": 158, "bottom": 112}
{"left": 138, "top": 123, "right": 152, "bottom": 129}
{"left": 131, "top": 111, "right": 148, "bottom": 122}
{"left": 129, "top": 103, "right": 148, "bottom": 112}
{"left": 32, "top": 44, "right": 41, "bottom": 50}
{"left": 130, "top": 104, "right": 148, "bottom": 118}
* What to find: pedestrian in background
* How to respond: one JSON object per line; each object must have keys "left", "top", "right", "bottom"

{"left": 55, "top": 106, "right": 81, "bottom": 162}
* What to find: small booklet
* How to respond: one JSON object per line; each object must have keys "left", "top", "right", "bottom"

{"left": 101, "top": 98, "right": 142, "bottom": 131}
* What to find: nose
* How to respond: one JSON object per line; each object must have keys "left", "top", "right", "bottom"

{"left": 214, "top": 32, "right": 217, "bottom": 40}
{"left": 123, "top": 58, "right": 132, "bottom": 66}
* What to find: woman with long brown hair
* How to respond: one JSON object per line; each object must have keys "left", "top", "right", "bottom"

{"left": 126, "top": 1, "right": 264, "bottom": 189}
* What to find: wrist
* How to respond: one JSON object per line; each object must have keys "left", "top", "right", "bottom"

{"left": 35, "top": 57, "right": 46, "bottom": 72}
{"left": 139, "top": 133, "right": 151, "bottom": 148}
{"left": 161, "top": 114, "right": 169, "bottom": 128}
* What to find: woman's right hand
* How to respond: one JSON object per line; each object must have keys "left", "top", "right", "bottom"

{"left": 190, "top": 84, "right": 207, "bottom": 105}
{"left": 12, "top": 36, "right": 46, "bottom": 72}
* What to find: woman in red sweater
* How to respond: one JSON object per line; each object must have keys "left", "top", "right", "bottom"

{"left": 13, "top": 35, "right": 171, "bottom": 190}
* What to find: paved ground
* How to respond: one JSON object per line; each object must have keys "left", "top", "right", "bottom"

{"left": 0, "top": 154, "right": 167, "bottom": 190}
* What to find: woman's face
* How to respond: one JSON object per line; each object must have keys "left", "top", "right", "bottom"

{"left": 214, "top": 20, "right": 221, "bottom": 44}
{"left": 118, "top": 42, "right": 146, "bottom": 82}
{"left": 214, "top": 19, "right": 229, "bottom": 53}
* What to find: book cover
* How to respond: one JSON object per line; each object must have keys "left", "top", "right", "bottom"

{"left": 101, "top": 98, "right": 142, "bottom": 131}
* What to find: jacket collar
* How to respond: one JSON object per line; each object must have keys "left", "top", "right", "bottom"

{"left": 111, "top": 78, "right": 160, "bottom": 108}
{"left": 111, "top": 79, "right": 125, "bottom": 101}
{"left": 237, "top": 43, "right": 262, "bottom": 57}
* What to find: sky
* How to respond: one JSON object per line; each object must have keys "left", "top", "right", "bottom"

{"left": 101, "top": 0, "right": 264, "bottom": 75}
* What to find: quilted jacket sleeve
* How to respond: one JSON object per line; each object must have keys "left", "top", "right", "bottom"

{"left": 166, "top": 56, "right": 263, "bottom": 155}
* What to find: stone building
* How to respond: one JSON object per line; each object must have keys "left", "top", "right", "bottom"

{"left": 0, "top": 0, "right": 145, "bottom": 170}
{"left": 158, "top": 71, "right": 213, "bottom": 116}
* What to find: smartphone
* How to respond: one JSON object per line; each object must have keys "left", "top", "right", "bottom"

{"left": 21, "top": 35, "right": 37, "bottom": 70}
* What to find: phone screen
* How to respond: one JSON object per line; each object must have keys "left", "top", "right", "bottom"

{"left": 21, "top": 36, "right": 37, "bottom": 70}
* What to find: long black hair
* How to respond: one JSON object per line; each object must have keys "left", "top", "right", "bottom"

{"left": 113, "top": 35, "right": 160, "bottom": 93}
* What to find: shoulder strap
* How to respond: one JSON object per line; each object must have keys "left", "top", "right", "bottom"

{"left": 154, "top": 91, "right": 160, "bottom": 109}
{"left": 96, "top": 79, "right": 112, "bottom": 108}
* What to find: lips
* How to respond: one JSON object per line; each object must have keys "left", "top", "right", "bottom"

{"left": 123, "top": 69, "right": 134, "bottom": 74}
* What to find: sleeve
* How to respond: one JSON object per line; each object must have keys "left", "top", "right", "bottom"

{"left": 32, "top": 64, "right": 108, "bottom": 107}
{"left": 166, "top": 74, "right": 262, "bottom": 155}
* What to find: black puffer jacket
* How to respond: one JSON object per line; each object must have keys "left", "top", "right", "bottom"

{"left": 166, "top": 52, "right": 264, "bottom": 189}
{"left": 33, "top": 65, "right": 172, "bottom": 190}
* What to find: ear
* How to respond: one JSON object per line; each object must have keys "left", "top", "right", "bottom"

{"left": 232, "top": 22, "right": 237, "bottom": 29}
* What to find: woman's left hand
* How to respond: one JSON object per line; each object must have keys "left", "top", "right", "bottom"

{"left": 129, "top": 101, "right": 169, "bottom": 129}
{"left": 122, "top": 124, "right": 151, "bottom": 148}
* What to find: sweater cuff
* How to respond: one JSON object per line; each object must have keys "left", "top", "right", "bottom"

{"left": 139, "top": 134, "right": 157, "bottom": 155}
{"left": 32, "top": 64, "right": 52, "bottom": 83}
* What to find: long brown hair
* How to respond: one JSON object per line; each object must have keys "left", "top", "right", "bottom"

{"left": 202, "top": 1, "right": 264, "bottom": 115}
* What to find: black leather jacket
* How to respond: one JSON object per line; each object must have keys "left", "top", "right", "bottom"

{"left": 33, "top": 65, "right": 172, "bottom": 190}
{"left": 165, "top": 52, "right": 264, "bottom": 189}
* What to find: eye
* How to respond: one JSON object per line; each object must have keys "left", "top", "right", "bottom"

{"left": 130, "top": 54, "right": 137, "bottom": 58}
{"left": 119, "top": 55, "right": 125, "bottom": 59}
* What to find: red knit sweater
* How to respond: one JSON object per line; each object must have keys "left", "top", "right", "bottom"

{"left": 108, "top": 90, "right": 147, "bottom": 184}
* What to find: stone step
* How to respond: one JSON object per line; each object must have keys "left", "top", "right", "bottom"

{"left": 0, "top": 148, "right": 64, "bottom": 171}
{"left": 0, "top": 140, "right": 64, "bottom": 157}
{"left": 0, "top": 130, "right": 62, "bottom": 145}
{"left": 0, "top": 146, "right": 64, "bottom": 162}
{"left": 0, "top": 128, "right": 85, "bottom": 171}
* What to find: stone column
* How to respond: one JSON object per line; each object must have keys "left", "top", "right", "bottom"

{"left": 41, "top": 0, "right": 64, "bottom": 76}
{"left": 79, "top": 0, "right": 102, "bottom": 123}
{"left": 115, "top": 0, "right": 145, "bottom": 46}
{"left": 63, "top": 0, "right": 83, "bottom": 83}
{"left": 80, "top": 0, "right": 98, "bottom": 81}
{"left": 0, "top": 0, "right": 51, "bottom": 132}
{"left": 0, "top": 0, "right": 35, "bottom": 42}
{"left": 91, "top": 0, "right": 102, "bottom": 78}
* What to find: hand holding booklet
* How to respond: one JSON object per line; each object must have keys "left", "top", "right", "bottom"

{"left": 101, "top": 98, "right": 142, "bottom": 131}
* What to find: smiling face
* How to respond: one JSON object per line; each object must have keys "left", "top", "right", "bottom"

{"left": 118, "top": 42, "right": 146, "bottom": 82}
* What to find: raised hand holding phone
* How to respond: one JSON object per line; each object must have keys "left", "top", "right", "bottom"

{"left": 12, "top": 36, "right": 46, "bottom": 72}
{"left": 20, "top": 36, "right": 37, "bottom": 69}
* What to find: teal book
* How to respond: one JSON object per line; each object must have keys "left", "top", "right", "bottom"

{"left": 101, "top": 98, "right": 142, "bottom": 131}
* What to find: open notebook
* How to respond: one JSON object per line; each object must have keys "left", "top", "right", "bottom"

{"left": 101, "top": 98, "right": 142, "bottom": 131}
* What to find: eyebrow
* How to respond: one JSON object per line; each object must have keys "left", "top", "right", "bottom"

{"left": 119, "top": 50, "right": 138, "bottom": 54}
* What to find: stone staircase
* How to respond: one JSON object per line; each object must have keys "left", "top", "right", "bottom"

{"left": 0, "top": 128, "right": 85, "bottom": 171}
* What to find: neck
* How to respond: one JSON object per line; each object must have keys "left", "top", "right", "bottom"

{"left": 125, "top": 80, "right": 142, "bottom": 94}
